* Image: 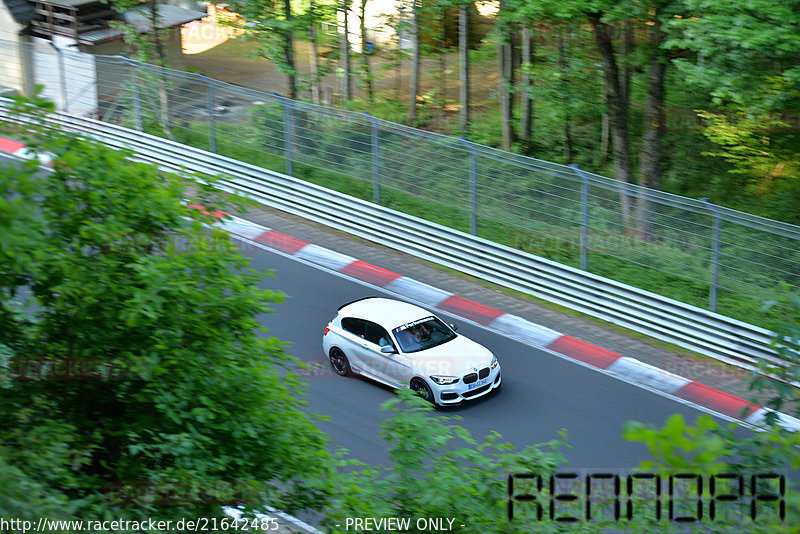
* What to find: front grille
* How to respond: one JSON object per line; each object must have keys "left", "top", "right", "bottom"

{"left": 478, "top": 367, "right": 489, "bottom": 379}
{"left": 462, "top": 383, "right": 491, "bottom": 398}
{"left": 463, "top": 372, "right": 478, "bottom": 384}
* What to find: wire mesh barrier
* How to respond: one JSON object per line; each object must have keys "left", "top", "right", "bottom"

{"left": 1, "top": 105, "right": 786, "bottom": 374}
{"left": 1, "top": 38, "right": 799, "bottom": 331}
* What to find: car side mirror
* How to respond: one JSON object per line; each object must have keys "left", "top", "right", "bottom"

{"left": 380, "top": 346, "right": 397, "bottom": 354}
{"left": 450, "top": 323, "right": 458, "bottom": 332}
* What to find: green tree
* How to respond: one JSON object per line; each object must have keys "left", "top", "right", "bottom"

{"left": 666, "top": 0, "right": 800, "bottom": 220}
{"left": 227, "top": 0, "right": 303, "bottom": 99}
{"left": 457, "top": 0, "right": 472, "bottom": 132}
{"left": 356, "top": 0, "right": 375, "bottom": 103}
{"left": 495, "top": 0, "right": 516, "bottom": 151}
{"left": 521, "top": 0, "right": 683, "bottom": 234}
{"left": 325, "top": 388, "right": 567, "bottom": 533}
{"left": 104, "top": 0, "right": 171, "bottom": 66}
{"left": 624, "top": 414, "right": 800, "bottom": 531}
{"left": 748, "top": 292, "right": 800, "bottom": 423}
{"left": 408, "top": 0, "right": 421, "bottom": 122}
{"left": 339, "top": 0, "right": 354, "bottom": 101}
{"left": 667, "top": 0, "right": 800, "bottom": 112}
{"left": 0, "top": 99, "right": 332, "bottom": 520}
{"left": 104, "top": 0, "right": 177, "bottom": 139}
{"left": 699, "top": 111, "right": 800, "bottom": 221}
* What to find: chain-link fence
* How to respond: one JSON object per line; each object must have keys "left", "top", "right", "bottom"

{"left": 2, "top": 38, "right": 798, "bottom": 326}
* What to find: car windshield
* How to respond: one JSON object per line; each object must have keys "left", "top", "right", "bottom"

{"left": 392, "top": 316, "right": 456, "bottom": 353}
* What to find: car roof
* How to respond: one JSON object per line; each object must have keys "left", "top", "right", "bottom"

{"left": 337, "top": 297, "right": 435, "bottom": 330}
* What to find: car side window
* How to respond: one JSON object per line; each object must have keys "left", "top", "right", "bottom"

{"left": 341, "top": 317, "right": 366, "bottom": 338}
{"left": 364, "top": 321, "right": 393, "bottom": 349}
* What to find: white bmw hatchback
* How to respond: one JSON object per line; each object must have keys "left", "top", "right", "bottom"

{"left": 322, "top": 297, "right": 501, "bottom": 405}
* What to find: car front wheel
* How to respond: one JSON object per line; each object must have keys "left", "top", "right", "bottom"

{"left": 410, "top": 378, "right": 435, "bottom": 404}
{"left": 329, "top": 348, "right": 352, "bottom": 376}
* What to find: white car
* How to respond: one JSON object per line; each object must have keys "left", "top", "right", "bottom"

{"left": 322, "top": 297, "right": 501, "bottom": 405}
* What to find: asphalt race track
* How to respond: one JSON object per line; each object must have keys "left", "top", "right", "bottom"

{"left": 236, "top": 235, "right": 744, "bottom": 470}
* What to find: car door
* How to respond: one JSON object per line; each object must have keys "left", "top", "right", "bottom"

{"left": 339, "top": 317, "right": 371, "bottom": 375}
{"left": 363, "top": 321, "right": 411, "bottom": 387}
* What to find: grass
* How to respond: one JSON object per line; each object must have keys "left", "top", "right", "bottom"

{"left": 129, "top": 101, "right": 793, "bottom": 333}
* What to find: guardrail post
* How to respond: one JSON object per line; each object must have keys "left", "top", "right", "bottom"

{"left": 273, "top": 94, "right": 294, "bottom": 176}
{"left": 570, "top": 164, "right": 590, "bottom": 270}
{"left": 364, "top": 112, "right": 380, "bottom": 203}
{"left": 49, "top": 42, "right": 67, "bottom": 111}
{"left": 701, "top": 198, "right": 722, "bottom": 313}
{"left": 198, "top": 73, "right": 216, "bottom": 153}
{"left": 460, "top": 137, "right": 478, "bottom": 235}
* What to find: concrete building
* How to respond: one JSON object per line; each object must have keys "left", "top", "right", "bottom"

{"left": 0, "top": 0, "right": 206, "bottom": 110}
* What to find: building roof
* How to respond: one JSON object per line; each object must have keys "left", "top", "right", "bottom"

{"left": 76, "top": 4, "right": 207, "bottom": 45}
{"left": 2, "top": 0, "right": 35, "bottom": 24}
{"left": 2, "top": 0, "right": 205, "bottom": 42}
{"left": 120, "top": 3, "right": 206, "bottom": 31}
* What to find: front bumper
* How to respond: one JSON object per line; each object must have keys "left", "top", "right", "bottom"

{"left": 433, "top": 365, "right": 502, "bottom": 404}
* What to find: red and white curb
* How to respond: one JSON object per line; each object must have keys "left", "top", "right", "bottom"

{"left": 209, "top": 212, "right": 800, "bottom": 433}
{"left": 0, "top": 138, "right": 53, "bottom": 165}
{"left": 2, "top": 139, "right": 798, "bottom": 433}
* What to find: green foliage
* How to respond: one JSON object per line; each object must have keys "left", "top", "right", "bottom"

{"left": 624, "top": 414, "right": 800, "bottom": 531}
{"left": 668, "top": 0, "right": 800, "bottom": 111}
{"left": 224, "top": 0, "right": 309, "bottom": 96}
{"left": 749, "top": 291, "right": 800, "bottom": 423}
{"left": 0, "top": 102, "right": 333, "bottom": 521}
{"left": 325, "top": 388, "right": 568, "bottom": 533}
{"left": 624, "top": 414, "right": 729, "bottom": 474}
{"left": 130, "top": 99, "right": 798, "bottom": 329}
{"left": 697, "top": 110, "right": 800, "bottom": 223}
{"left": 101, "top": 0, "right": 173, "bottom": 64}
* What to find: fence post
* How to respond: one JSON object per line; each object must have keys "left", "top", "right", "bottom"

{"left": 49, "top": 42, "right": 67, "bottom": 111}
{"left": 364, "top": 112, "right": 381, "bottom": 203}
{"left": 120, "top": 56, "right": 143, "bottom": 131}
{"left": 460, "top": 137, "right": 478, "bottom": 235}
{"left": 273, "top": 93, "right": 294, "bottom": 176}
{"left": 198, "top": 73, "right": 216, "bottom": 153}
{"left": 570, "top": 164, "right": 590, "bottom": 271}
{"left": 701, "top": 198, "right": 721, "bottom": 312}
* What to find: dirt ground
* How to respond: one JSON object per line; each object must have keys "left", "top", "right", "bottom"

{"left": 182, "top": 35, "right": 499, "bottom": 117}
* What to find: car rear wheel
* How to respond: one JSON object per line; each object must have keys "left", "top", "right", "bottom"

{"left": 410, "top": 378, "right": 435, "bottom": 404}
{"left": 329, "top": 348, "right": 351, "bottom": 376}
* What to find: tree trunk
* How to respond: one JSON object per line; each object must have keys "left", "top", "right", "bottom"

{"left": 148, "top": 0, "right": 173, "bottom": 140}
{"left": 148, "top": 0, "right": 167, "bottom": 68}
{"left": 558, "top": 27, "right": 572, "bottom": 162}
{"left": 439, "top": 11, "right": 446, "bottom": 112}
{"left": 308, "top": 0, "right": 320, "bottom": 103}
{"left": 409, "top": 0, "right": 420, "bottom": 122}
{"left": 635, "top": 12, "right": 667, "bottom": 238}
{"left": 359, "top": 0, "right": 373, "bottom": 103}
{"left": 587, "top": 13, "right": 634, "bottom": 230}
{"left": 618, "top": 21, "right": 632, "bottom": 120}
{"left": 339, "top": 0, "right": 351, "bottom": 101}
{"left": 283, "top": 0, "right": 296, "bottom": 100}
{"left": 458, "top": 2, "right": 469, "bottom": 132}
{"left": 519, "top": 24, "right": 533, "bottom": 154}
{"left": 497, "top": 0, "right": 515, "bottom": 151}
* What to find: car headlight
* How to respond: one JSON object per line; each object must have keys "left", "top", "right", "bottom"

{"left": 430, "top": 375, "right": 459, "bottom": 385}
{"left": 491, "top": 356, "right": 498, "bottom": 369}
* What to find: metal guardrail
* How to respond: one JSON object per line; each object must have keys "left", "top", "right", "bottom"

{"left": 4, "top": 38, "right": 800, "bottom": 324}
{"left": 0, "top": 103, "right": 786, "bottom": 373}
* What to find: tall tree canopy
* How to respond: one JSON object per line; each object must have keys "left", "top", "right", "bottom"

{"left": 668, "top": 0, "right": 800, "bottom": 111}
{"left": 0, "top": 99, "right": 332, "bottom": 519}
